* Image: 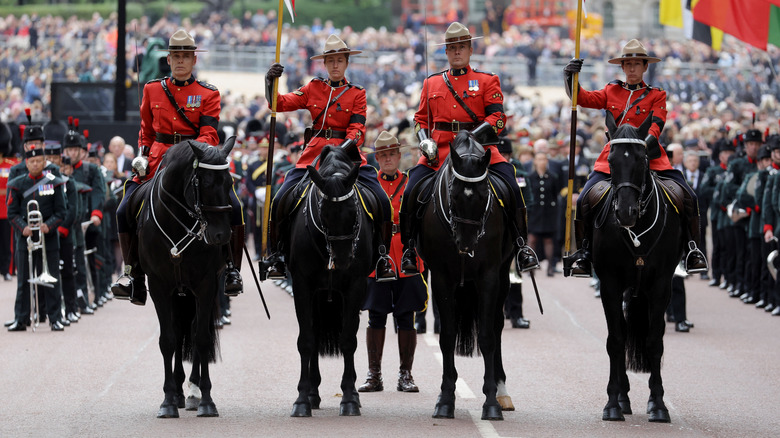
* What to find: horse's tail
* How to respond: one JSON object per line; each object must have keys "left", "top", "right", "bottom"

{"left": 624, "top": 289, "right": 651, "bottom": 373}
{"left": 455, "top": 283, "right": 479, "bottom": 357}
{"left": 176, "top": 292, "right": 221, "bottom": 364}
{"left": 315, "top": 289, "right": 344, "bottom": 357}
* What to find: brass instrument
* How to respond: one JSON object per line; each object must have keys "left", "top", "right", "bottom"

{"left": 26, "top": 200, "right": 58, "bottom": 331}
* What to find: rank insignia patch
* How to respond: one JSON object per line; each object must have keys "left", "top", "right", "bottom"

{"left": 496, "top": 120, "right": 504, "bottom": 129}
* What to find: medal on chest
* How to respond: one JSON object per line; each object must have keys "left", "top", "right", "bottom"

{"left": 38, "top": 184, "right": 54, "bottom": 196}
{"left": 468, "top": 80, "right": 479, "bottom": 92}
{"left": 187, "top": 95, "right": 202, "bottom": 108}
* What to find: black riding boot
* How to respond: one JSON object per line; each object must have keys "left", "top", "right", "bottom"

{"left": 225, "top": 225, "right": 244, "bottom": 296}
{"left": 682, "top": 195, "right": 708, "bottom": 274}
{"left": 110, "top": 232, "right": 147, "bottom": 306}
{"left": 397, "top": 329, "right": 419, "bottom": 392}
{"left": 358, "top": 327, "right": 385, "bottom": 392}
{"left": 514, "top": 207, "right": 540, "bottom": 272}
{"left": 375, "top": 222, "right": 398, "bottom": 282}
{"left": 399, "top": 212, "right": 419, "bottom": 274}
{"left": 563, "top": 219, "right": 593, "bottom": 278}
{"left": 260, "top": 217, "right": 287, "bottom": 281}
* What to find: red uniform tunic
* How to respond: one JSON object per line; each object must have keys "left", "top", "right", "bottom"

{"left": 0, "top": 157, "right": 20, "bottom": 219}
{"left": 576, "top": 80, "right": 672, "bottom": 173}
{"left": 273, "top": 77, "right": 367, "bottom": 168}
{"left": 137, "top": 76, "right": 220, "bottom": 182}
{"left": 414, "top": 66, "right": 507, "bottom": 170}
{"left": 369, "top": 170, "right": 421, "bottom": 279}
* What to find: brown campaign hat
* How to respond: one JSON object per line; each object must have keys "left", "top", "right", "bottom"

{"left": 310, "top": 34, "right": 362, "bottom": 60}
{"left": 435, "top": 22, "right": 483, "bottom": 46}
{"left": 608, "top": 39, "right": 660, "bottom": 64}
{"left": 164, "top": 29, "right": 207, "bottom": 52}
{"left": 372, "top": 130, "right": 414, "bottom": 153}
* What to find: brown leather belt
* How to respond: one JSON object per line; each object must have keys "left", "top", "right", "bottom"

{"left": 434, "top": 121, "right": 480, "bottom": 132}
{"left": 312, "top": 128, "right": 347, "bottom": 140}
{"left": 156, "top": 133, "right": 197, "bottom": 144}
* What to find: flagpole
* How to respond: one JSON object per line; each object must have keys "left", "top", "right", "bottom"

{"left": 262, "top": 0, "right": 286, "bottom": 257}
{"left": 564, "top": 0, "right": 584, "bottom": 259}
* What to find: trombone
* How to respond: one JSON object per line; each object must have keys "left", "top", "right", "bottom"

{"left": 26, "top": 200, "right": 58, "bottom": 331}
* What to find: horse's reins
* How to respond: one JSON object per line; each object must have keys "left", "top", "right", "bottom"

{"left": 305, "top": 175, "right": 361, "bottom": 271}
{"left": 150, "top": 158, "right": 232, "bottom": 258}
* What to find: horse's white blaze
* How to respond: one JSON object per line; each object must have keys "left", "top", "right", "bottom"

{"left": 464, "top": 187, "right": 474, "bottom": 197}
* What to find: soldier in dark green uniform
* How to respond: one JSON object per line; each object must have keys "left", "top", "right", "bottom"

{"left": 700, "top": 138, "right": 736, "bottom": 288}
{"left": 6, "top": 142, "right": 67, "bottom": 331}
{"left": 62, "top": 122, "right": 106, "bottom": 311}
{"left": 761, "top": 137, "right": 780, "bottom": 315}
{"left": 735, "top": 144, "right": 773, "bottom": 304}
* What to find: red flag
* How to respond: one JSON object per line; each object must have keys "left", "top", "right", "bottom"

{"left": 693, "top": 0, "right": 780, "bottom": 50}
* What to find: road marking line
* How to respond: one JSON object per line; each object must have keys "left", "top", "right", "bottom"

{"left": 469, "top": 409, "right": 502, "bottom": 438}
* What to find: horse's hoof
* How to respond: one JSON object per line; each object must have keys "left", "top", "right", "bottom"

{"left": 433, "top": 403, "right": 455, "bottom": 419}
{"left": 197, "top": 401, "right": 219, "bottom": 417}
{"left": 618, "top": 395, "right": 632, "bottom": 415}
{"left": 481, "top": 405, "right": 504, "bottom": 421}
{"left": 647, "top": 400, "right": 670, "bottom": 423}
{"left": 648, "top": 408, "right": 671, "bottom": 423}
{"left": 175, "top": 393, "right": 186, "bottom": 409}
{"left": 602, "top": 406, "right": 625, "bottom": 421}
{"left": 308, "top": 394, "right": 321, "bottom": 410}
{"left": 157, "top": 404, "right": 179, "bottom": 418}
{"left": 291, "top": 402, "right": 312, "bottom": 417}
{"left": 185, "top": 395, "right": 200, "bottom": 411}
{"left": 497, "top": 395, "right": 515, "bottom": 411}
{"left": 339, "top": 401, "right": 361, "bottom": 416}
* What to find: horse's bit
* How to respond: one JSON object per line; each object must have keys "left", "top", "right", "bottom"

{"left": 437, "top": 158, "right": 492, "bottom": 257}
{"left": 305, "top": 182, "right": 361, "bottom": 270}
{"left": 150, "top": 158, "right": 232, "bottom": 257}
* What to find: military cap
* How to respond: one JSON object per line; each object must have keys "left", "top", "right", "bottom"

{"left": 311, "top": 35, "right": 362, "bottom": 60}
{"left": 22, "top": 108, "right": 44, "bottom": 143}
{"left": 44, "top": 140, "right": 62, "bottom": 155}
{"left": 62, "top": 117, "right": 84, "bottom": 149}
{"left": 744, "top": 129, "right": 763, "bottom": 143}
{"left": 436, "top": 22, "right": 483, "bottom": 46}
{"left": 758, "top": 144, "right": 772, "bottom": 160}
{"left": 497, "top": 137, "right": 513, "bottom": 155}
{"left": 25, "top": 144, "right": 45, "bottom": 158}
{"left": 164, "top": 29, "right": 207, "bottom": 52}
{"left": 608, "top": 39, "right": 661, "bottom": 64}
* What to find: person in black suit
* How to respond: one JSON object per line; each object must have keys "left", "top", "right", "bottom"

{"left": 683, "top": 150, "right": 709, "bottom": 280}
{"left": 108, "top": 136, "right": 133, "bottom": 178}
{"left": 527, "top": 152, "right": 561, "bottom": 277}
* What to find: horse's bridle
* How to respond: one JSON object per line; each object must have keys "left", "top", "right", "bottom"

{"left": 437, "top": 155, "right": 493, "bottom": 256}
{"left": 306, "top": 181, "right": 361, "bottom": 269}
{"left": 151, "top": 158, "right": 232, "bottom": 257}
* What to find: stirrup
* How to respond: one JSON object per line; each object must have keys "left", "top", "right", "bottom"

{"left": 563, "top": 251, "right": 592, "bottom": 278}
{"left": 261, "top": 254, "right": 287, "bottom": 281}
{"left": 515, "top": 245, "right": 540, "bottom": 272}
{"left": 375, "top": 251, "right": 398, "bottom": 283}
{"left": 400, "top": 248, "right": 419, "bottom": 275}
{"left": 111, "top": 265, "right": 134, "bottom": 299}
{"left": 684, "top": 242, "right": 709, "bottom": 274}
{"left": 224, "top": 263, "right": 243, "bottom": 297}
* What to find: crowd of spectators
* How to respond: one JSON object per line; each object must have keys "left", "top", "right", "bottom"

{"left": 1, "top": 10, "right": 780, "bottom": 160}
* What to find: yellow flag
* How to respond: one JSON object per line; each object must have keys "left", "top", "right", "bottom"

{"left": 659, "top": 0, "right": 684, "bottom": 28}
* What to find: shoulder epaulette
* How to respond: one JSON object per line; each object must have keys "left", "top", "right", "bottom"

{"left": 197, "top": 80, "right": 218, "bottom": 92}
{"left": 312, "top": 77, "right": 327, "bottom": 83}
{"left": 428, "top": 70, "right": 447, "bottom": 79}
{"left": 473, "top": 69, "right": 496, "bottom": 76}
{"left": 608, "top": 80, "right": 623, "bottom": 86}
{"left": 350, "top": 83, "right": 364, "bottom": 90}
{"left": 146, "top": 78, "right": 164, "bottom": 86}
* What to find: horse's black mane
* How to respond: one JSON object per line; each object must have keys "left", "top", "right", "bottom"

{"left": 452, "top": 131, "right": 486, "bottom": 157}
{"left": 314, "top": 146, "right": 356, "bottom": 197}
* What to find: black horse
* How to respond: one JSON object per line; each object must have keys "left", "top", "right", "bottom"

{"left": 126, "top": 139, "right": 235, "bottom": 418}
{"left": 592, "top": 112, "right": 682, "bottom": 423}
{"left": 415, "top": 131, "right": 515, "bottom": 420}
{"left": 285, "top": 146, "right": 379, "bottom": 417}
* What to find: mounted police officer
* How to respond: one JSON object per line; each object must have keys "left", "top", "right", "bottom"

{"left": 112, "top": 29, "right": 245, "bottom": 305}
{"left": 6, "top": 120, "right": 67, "bottom": 332}
{"left": 398, "top": 22, "right": 539, "bottom": 275}
{"left": 358, "top": 131, "right": 427, "bottom": 394}
{"left": 261, "top": 34, "right": 396, "bottom": 282}
{"left": 562, "top": 39, "right": 708, "bottom": 277}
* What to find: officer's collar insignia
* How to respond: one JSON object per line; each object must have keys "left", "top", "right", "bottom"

{"left": 170, "top": 76, "right": 194, "bottom": 87}
{"left": 624, "top": 81, "right": 646, "bottom": 91}
{"left": 380, "top": 172, "right": 399, "bottom": 181}
{"left": 468, "top": 79, "right": 479, "bottom": 91}
{"left": 450, "top": 68, "right": 468, "bottom": 76}
{"left": 186, "top": 95, "right": 202, "bottom": 108}
{"left": 328, "top": 79, "right": 347, "bottom": 88}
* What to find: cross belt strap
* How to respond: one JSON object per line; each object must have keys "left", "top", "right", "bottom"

{"left": 442, "top": 72, "right": 481, "bottom": 124}
{"left": 434, "top": 121, "right": 480, "bottom": 132}
{"left": 160, "top": 78, "right": 200, "bottom": 133}
{"left": 616, "top": 88, "right": 651, "bottom": 125}
{"left": 155, "top": 133, "right": 197, "bottom": 144}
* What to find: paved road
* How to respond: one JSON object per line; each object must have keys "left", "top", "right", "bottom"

{"left": 2, "top": 258, "right": 778, "bottom": 438}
